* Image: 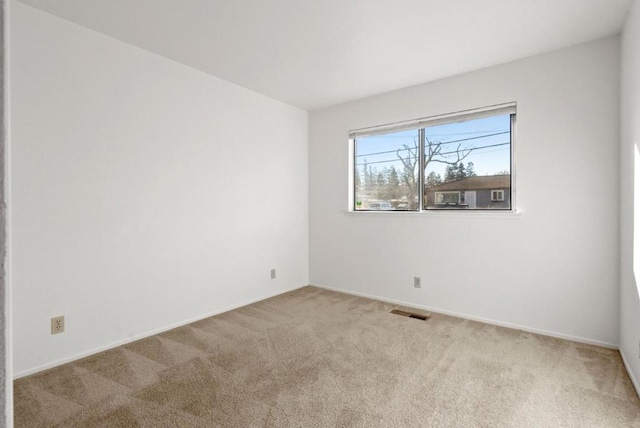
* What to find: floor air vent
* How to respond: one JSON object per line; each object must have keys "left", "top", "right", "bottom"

{"left": 390, "top": 309, "right": 430, "bottom": 321}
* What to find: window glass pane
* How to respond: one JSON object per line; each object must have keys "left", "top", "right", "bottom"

{"left": 354, "top": 129, "right": 419, "bottom": 210}
{"left": 424, "top": 114, "right": 511, "bottom": 210}
{"left": 435, "top": 191, "right": 460, "bottom": 205}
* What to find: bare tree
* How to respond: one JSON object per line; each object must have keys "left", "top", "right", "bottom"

{"left": 397, "top": 136, "right": 473, "bottom": 209}
{"left": 396, "top": 142, "right": 418, "bottom": 209}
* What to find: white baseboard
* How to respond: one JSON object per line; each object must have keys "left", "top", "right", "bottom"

{"left": 620, "top": 349, "right": 640, "bottom": 399}
{"left": 311, "top": 283, "right": 619, "bottom": 349}
{"left": 15, "top": 282, "right": 625, "bottom": 380}
{"left": 14, "top": 284, "right": 307, "bottom": 379}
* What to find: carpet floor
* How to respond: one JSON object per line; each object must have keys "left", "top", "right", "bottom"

{"left": 14, "top": 286, "right": 640, "bottom": 427}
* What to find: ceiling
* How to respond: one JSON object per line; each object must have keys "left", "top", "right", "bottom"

{"left": 18, "top": 0, "right": 633, "bottom": 110}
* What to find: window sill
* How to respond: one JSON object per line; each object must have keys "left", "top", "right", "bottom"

{"left": 344, "top": 210, "right": 523, "bottom": 219}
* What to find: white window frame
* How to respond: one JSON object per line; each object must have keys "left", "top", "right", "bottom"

{"left": 491, "top": 190, "right": 505, "bottom": 202}
{"left": 349, "top": 103, "right": 516, "bottom": 213}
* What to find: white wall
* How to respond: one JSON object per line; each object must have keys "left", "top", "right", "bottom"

{"left": 10, "top": 2, "right": 308, "bottom": 376}
{"left": 309, "top": 37, "right": 621, "bottom": 347}
{"left": 2, "top": 1, "right": 9, "bottom": 425}
{"left": 621, "top": 0, "right": 640, "bottom": 392}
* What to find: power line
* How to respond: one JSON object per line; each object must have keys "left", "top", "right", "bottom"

{"left": 356, "top": 142, "right": 510, "bottom": 168}
{"left": 358, "top": 157, "right": 417, "bottom": 167}
{"left": 356, "top": 131, "right": 509, "bottom": 158}
{"left": 467, "top": 147, "right": 510, "bottom": 156}
{"left": 438, "top": 141, "right": 508, "bottom": 156}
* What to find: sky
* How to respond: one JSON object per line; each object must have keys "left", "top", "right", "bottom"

{"left": 355, "top": 114, "right": 511, "bottom": 180}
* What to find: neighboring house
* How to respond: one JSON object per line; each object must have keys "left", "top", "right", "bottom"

{"left": 425, "top": 174, "right": 510, "bottom": 209}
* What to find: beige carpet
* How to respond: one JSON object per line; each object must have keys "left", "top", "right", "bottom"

{"left": 14, "top": 286, "right": 640, "bottom": 427}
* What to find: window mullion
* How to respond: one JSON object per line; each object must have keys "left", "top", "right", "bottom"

{"left": 419, "top": 128, "right": 425, "bottom": 211}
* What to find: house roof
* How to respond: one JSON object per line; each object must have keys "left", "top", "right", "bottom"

{"left": 427, "top": 175, "right": 510, "bottom": 191}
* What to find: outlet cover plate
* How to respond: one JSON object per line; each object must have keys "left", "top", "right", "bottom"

{"left": 51, "top": 316, "right": 65, "bottom": 334}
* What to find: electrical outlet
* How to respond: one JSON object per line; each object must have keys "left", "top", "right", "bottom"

{"left": 51, "top": 316, "right": 65, "bottom": 335}
{"left": 414, "top": 276, "right": 421, "bottom": 288}
{"left": 270, "top": 268, "right": 276, "bottom": 280}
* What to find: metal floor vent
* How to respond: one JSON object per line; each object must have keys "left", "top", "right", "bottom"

{"left": 390, "top": 309, "right": 430, "bottom": 321}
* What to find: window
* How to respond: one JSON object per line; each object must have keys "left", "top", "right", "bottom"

{"left": 435, "top": 191, "right": 461, "bottom": 205}
{"left": 491, "top": 190, "right": 504, "bottom": 202}
{"left": 351, "top": 104, "right": 515, "bottom": 211}
{"left": 368, "top": 202, "right": 393, "bottom": 210}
